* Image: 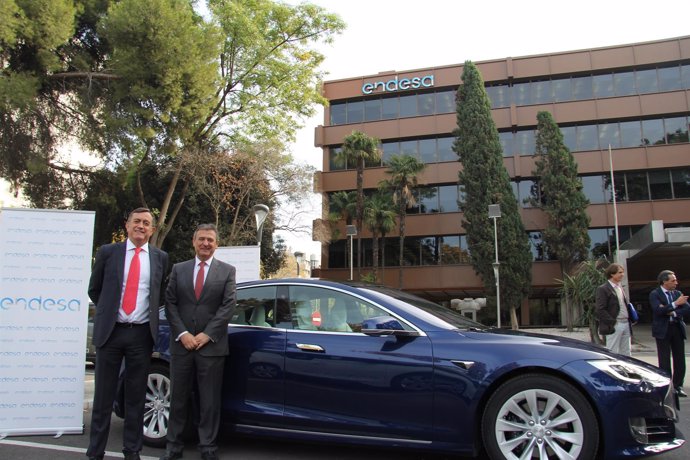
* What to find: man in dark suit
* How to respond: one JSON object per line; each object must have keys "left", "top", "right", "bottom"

{"left": 650, "top": 270, "right": 690, "bottom": 397}
{"left": 86, "top": 208, "right": 169, "bottom": 460}
{"left": 595, "top": 263, "right": 633, "bottom": 356}
{"left": 161, "top": 224, "right": 236, "bottom": 460}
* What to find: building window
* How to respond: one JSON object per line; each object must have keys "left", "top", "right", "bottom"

{"left": 330, "top": 103, "right": 346, "bottom": 125}
{"left": 435, "top": 90, "right": 455, "bottom": 113}
{"left": 649, "top": 170, "right": 672, "bottom": 199}
{"left": 614, "top": 72, "right": 636, "bottom": 96}
{"left": 364, "top": 98, "right": 381, "bottom": 121}
{"left": 665, "top": 116, "right": 689, "bottom": 143}
{"left": 419, "top": 139, "right": 437, "bottom": 164}
{"left": 398, "top": 94, "right": 417, "bottom": 118}
{"left": 438, "top": 137, "right": 455, "bottom": 162}
{"left": 642, "top": 119, "right": 665, "bottom": 145}
{"left": 672, "top": 169, "right": 690, "bottom": 198}
{"left": 593, "top": 73, "right": 614, "bottom": 98}
{"left": 581, "top": 175, "right": 607, "bottom": 204}
{"left": 346, "top": 100, "right": 364, "bottom": 123}
{"left": 658, "top": 66, "right": 682, "bottom": 92}
{"left": 438, "top": 185, "right": 460, "bottom": 212}
{"left": 619, "top": 120, "right": 643, "bottom": 148}
{"left": 381, "top": 96, "right": 399, "bottom": 119}
{"left": 636, "top": 68, "right": 659, "bottom": 94}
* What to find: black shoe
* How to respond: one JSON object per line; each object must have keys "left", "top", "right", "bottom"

{"left": 676, "top": 387, "right": 687, "bottom": 397}
{"left": 201, "top": 452, "right": 219, "bottom": 460}
{"left": 87, "top": 457, "right": 104, "bottom": 460}
{"left": 160, "top": 452, "right": 183, "bottom": 460}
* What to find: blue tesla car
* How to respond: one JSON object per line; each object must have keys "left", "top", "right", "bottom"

{"left": 139, "top": 279, "right": 684, "bottom": 459}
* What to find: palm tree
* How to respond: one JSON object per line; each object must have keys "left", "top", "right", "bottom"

{"left": 364, "top": 192, "right": 396, "bottom": 283}
{"left": 383, "top": 154, "right": 426, "bottom": 288}
{"left": 558, "top": 259, "right": 607, "bottom": 344}
{"left": 335, "top": 131, "right": 381, "bottom": 278}
{"left": 328, "top": 190, "right": 357, "bottom": 275}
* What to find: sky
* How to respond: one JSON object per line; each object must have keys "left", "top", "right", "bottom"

{"left": 3, "top": 0, "right": 688, "bottom": 262}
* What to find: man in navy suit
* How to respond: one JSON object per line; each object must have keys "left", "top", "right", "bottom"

{"left": 650, "top": 270, "right": 690, "bottom": 397}
{"left": 161, "top": 224, "right": 236, "bottom": 460}
{"left": 86, "top": 208, "right": 169, "bottom": 460}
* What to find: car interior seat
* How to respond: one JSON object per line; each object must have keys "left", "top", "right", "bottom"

{"left": 293, "top": 299, "right": 317, "bottom": 330}
{"left": 326, "top": 299, "right": 352, "bottom": 332}
{"left": 248, "top": 304, "right": 270, "bottom": 327}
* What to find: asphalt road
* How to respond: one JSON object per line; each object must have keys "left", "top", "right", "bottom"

{"left": 1, "top": 361, "right": 689, "bottom": 460}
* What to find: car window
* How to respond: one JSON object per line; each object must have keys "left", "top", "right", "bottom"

{"left": 288, "top": 286, "right": 411, "bottom": 333}
{"left": 233, "top": 286, "right": 276, "bottom": 327}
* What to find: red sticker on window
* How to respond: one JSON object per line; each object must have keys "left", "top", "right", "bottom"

{"left": 311, "top": 311, "right": 322, "bottom": 327}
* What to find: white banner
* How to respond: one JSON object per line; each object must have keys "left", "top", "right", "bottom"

{"left": 0, "top": 208, "right": 95, "bottom": 436}
{"left": 214, "top": 245, "right": 260, "bottom": 283}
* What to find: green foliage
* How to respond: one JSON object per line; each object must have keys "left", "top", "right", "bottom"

{"left": 557, "top": 259, "right": 607, "bottom": 342}
{"left": 364, "top": 191, "right": 396, "bottom": 282}
{"left": 454, "top": 61, "right": 532, "bottom": 325}
{"left": 382, "top": 154, "right": 426, "bottom": 288}
{"left": 532, "top": 111, "right": 591, "bottom": 275}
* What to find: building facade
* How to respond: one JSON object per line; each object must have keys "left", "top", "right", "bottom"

{"left": 313, "top": 36, "right": 690, "bottom": 326}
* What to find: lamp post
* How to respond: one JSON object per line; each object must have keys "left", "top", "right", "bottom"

{"left": 294, "top": 251, "right": 305, "bottom": 277}
{"left": 252, "top": 204, "right": 270, "bottom": 245}
{"left": 488, "top": 204, "right": 501, "bottom": 328}
{"left": 346, "top": 225, "right": 357, "bottom": 281}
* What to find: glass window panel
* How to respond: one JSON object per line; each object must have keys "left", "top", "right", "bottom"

{"left": 400, "top": 140, "right": 418, "bottom": 158}
{"left": 499, "top": 131, "right": 514, "bottom": 157}
{"left": 435, "top": 90, "right": 455, "bottom": 113}
{"left": 572, "top": 75, "right": 593, "bottom": 100}
{"left": 672, "top": 168, "right": 690, "bottom": 198}
{"left": 642, "top": 119, "right": 665, "bottom": 145}
{"left": 619, "top": 120, "right": 642, "bottom": 148}
{"left": 517, "top": 180, "right": 537, "bottom": 208}
{"left": 420, "top": 237, "right": 438, "bottom": 265}
{"left": 635, "top": 68, "right": 658, "bottom": 94}
{"left": 486, "top": 84, "right": 509, "bottom": 108}
{"left": 599, "top": 123, "right": 621, "bottom": 149}
{"left": 514, "top": 130, "right": 535, "bottom": 155}
{"left": 649, "top": 170, "right": 672, "bottom": 199}
{"left": 235, "top": 286, "right": 277, "bottom": 326}
{"left": 381, "top": 141, "right": 399, "bottom": 165}
{"left": 330, "top": 103, "right": 346, "bottom": 126}
{"left": 419, "top": 139, "right": 437, "bottom": 164}
{"left": 593, "top": 74, "right": 614, "bottom": 98}
{"left": 665, "top": 116, "right": 689, "bottom": 144}
{"left": 381, "top": 96, "right": 399, "bottom": 119}
{"left": 614, "top": 72, "right": 636, "bottom": 96}
{"left": 437, "top": 137, "right": 455, "bottom": 162}
{"left": 418, "top": 93, "right": 435, "bottom": 116}
{"left": 440, "top": 235, "right": 461, "bottom": 264}
{"left": 419, "top": 186, "right": 439, "bottom": 213}
{"left": 328, "top": 239, "right": 346, "bottom": 269}
{"left": 529, "top": 231, "right": 552, "bottom": 261}
{"left": 530, "top": 80, "right": 552, "bottom": 104}
{"left": 682, "top": 64, "right": 690, "bottom": 89}
{"left": 512, "top": 82, "right": 530, "bottom": 105}
{"left": 626, "top": 172, "right": 649, "bottom": 201}
{"left": 346, "top": 100, "right": 363, "bottom": 123}
{"left": 403, "top": 237, "right": 420, "bottom": 266}
{"left": 581, "top": 175, "right": 606, "bottom": 204}
{"left": 329, "top": 147, "right": 345, "bottom": 171}
{"left": 438, "top": 185, "right": 459, "bottom": 212}
{"left": 589, "top": 228, "right": 613, "bottom": 260}
{"left": 658, "top": 66, "right": 682, "bottom": 92}
{"left": 576, "top": 124, "right": 599, "bottom": 151}
{"left": 510, "top": 181, "right": 519, "bottom": 202}
{"left": 561, "top": 126, "right": 577, "bottom": 152}
{"left": 399, "top": 94, "right": 417, "bottom": 118}
{"left": 364, "top": 98, "right": 381, "bottom": 121}
{"left": 552, "top": 78, "right": 572, "bottom": 102}
{"left": 364, "top": 148, "right": 382, "bottom": 168}
{"left": 606, "top": 172, "right": 627, "bottom": 202}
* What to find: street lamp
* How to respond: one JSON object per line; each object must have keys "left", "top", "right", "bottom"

{"left": 294, "top": 251, "right": 305, "bottom": 277}
{"left": 488, "top": 204, "right": 501, "bottom": 328}
{"left": 252, "top": 204, "right": 270, "bottom": 245}
{"left": 346, "top": 225, "right": 357, "bottom": 281}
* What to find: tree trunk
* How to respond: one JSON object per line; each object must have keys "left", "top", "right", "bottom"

{"left": 510, "top": 306, "right": 519, "bottom": 330}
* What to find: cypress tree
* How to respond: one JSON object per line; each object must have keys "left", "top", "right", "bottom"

{"left": 533, "top": 111, "right": 591, "bottom": 330}
{"left": 454, "top": 61, "right": 532, "bottom": 328}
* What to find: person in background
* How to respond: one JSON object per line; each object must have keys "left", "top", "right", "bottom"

{"left": 649, "top": 270, "right": 690, "bottom": 397}
{"left": 596, "top": 263, "right": 634, "bottom": 356}
{"left": 86, "top": 208, "right": 169, "bottom": 460}
{"left": 161, "top": 224, "right": 236, "bottom": 460}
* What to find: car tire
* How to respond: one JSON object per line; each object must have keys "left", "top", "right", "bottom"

{"left": 143, "top": 362, "right": 171, "bottom": 447}
{"left": 481, "top": 373, "right": 598, "bottom": 460}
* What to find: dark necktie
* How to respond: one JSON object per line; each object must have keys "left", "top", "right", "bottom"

{"left": 122, "top": 247, "right": 142, "bottom": 315}
{"left": 195, "top": 262, "right": 205, "bottom": 300}
{"left": 667, "top": 291, "right": 676, "bottom": 322}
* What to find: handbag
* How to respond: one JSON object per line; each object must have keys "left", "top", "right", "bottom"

{"left": 627, "top": 303, "right": 639, "bottom": 322}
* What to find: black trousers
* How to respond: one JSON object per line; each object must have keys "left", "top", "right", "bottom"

{"left": 656, "top": 322, "right": 686, "bottom": 388}
{"left": 87, "top": 323, "right": 153, "bottom": 456}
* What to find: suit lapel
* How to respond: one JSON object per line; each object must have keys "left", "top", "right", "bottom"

{"left": 115, "top": 242, "right": 127, "bottom": 288}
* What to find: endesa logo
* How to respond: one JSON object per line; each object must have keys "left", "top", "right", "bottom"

{"left": 0, "top": 296, "right": 81, "bottom": 311}
{"left": 362, "top": 74, "right": 434, "bottom": 95}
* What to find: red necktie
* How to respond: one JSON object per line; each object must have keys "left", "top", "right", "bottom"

{"left": 195, "top": 262, "right": 205, "bottom": 300}
{"left": 122, "top": 247, "right": 142, "bottom": 315}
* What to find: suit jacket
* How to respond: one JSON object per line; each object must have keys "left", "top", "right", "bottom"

{"left": 595, "top": 281, "right": 632, "bottom": 336}
{"left": 649, "top": 287, "right": 690, "bottom": 340}
{"left": 88, "top": 241, "right": 169, "bottom": 348}
{"left": 165, "top": 258, "right": 236, "bottom": 356}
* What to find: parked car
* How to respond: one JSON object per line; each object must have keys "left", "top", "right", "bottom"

{"left": 136, "top": 279, "right": 683, "bottom": 459}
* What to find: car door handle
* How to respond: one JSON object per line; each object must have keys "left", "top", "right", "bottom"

{"left": 296, "top": 343, "right": 325, "bottom": 352}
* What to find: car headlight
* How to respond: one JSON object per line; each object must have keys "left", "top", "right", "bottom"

{"left": 589, "top": 359, "right": 670, "bottom": 387}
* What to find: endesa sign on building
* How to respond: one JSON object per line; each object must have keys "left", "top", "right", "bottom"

{"left": 362, "top": 74, "right": 434, "bottom": 95}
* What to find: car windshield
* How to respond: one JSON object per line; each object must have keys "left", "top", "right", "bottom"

{"left": 359, "top": 285, "right": 487, "bottom": 331}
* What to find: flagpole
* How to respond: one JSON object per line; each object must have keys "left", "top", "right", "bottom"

{"left": 608, "top": 144, "right": 620, "bottom": 263}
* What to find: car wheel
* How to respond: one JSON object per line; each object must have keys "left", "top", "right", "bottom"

{"left": 143, "top": 362, "right": 171, "bottom": 447}
{"left": 481, "top": 373, "right": 598, "bottom": 460}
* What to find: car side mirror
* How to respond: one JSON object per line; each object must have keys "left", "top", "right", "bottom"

{"left": 361, "top": 316, "right": 420, "bottom": 338}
